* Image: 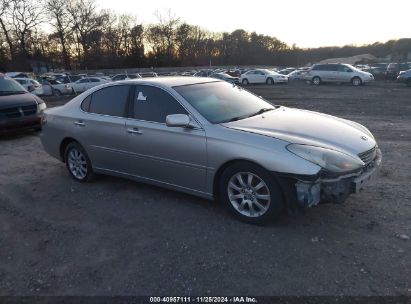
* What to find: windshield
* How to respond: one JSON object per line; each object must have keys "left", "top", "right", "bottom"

{"left": 0, "top": 77, "right": 27, "bottom": 95}
{"left": 174, "top": 81, "right": 275, "bottom": 124}
{"left": 344, "top": 64, "right": 360, "bottom": 71}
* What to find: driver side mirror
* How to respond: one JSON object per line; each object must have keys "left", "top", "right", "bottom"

{"left": 166, "top": 114, "right": 197, "bottom": 129}
{"left": 28, "top": 85, "right": 35, "bottom": 92}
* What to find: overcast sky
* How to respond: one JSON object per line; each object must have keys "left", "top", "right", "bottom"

{"left": 96, "top": 0, "right": 410, "bottom": 48}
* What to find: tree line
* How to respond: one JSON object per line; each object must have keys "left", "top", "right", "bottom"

{"left": 1, "top": 0, "right": 411, "bottom": 72}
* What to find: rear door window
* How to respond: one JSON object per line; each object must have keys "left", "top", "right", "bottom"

{"left": 86, "top": 85, "right": 131, "bottom": 117}
{"left": 325, "top": 64, "right": 338, "bottom": 71}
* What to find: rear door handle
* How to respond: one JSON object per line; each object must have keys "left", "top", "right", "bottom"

{"left": 74, "top": 121, "right": 85, "bottom": 127}
{"left": 127, "top": 127, "right": 142, "bottom": 135}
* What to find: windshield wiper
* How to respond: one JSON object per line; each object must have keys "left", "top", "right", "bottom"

{"left": 219, "top": 108, "right": 274, "bottom": 123}
{"left": 245, "top": 107, "right": 274, "bottom": 118}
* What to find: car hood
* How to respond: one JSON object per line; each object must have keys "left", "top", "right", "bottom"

{"left": 0, "top": 92, "right": 39, "bottom": 108}
{"left": 221, "top": 107, "right": 376, "bottom": 155}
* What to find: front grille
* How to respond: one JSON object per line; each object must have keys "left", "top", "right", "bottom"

{"left": 358, "top": 146, "right": 377, "bottom": 164}
{"left": 0, "top": 107, "right": 21, "bottom": 118}
{"left": 0, "top": 104, "right": 37, "bottom": 119}
{"left": 21, "top": 105, "right": 37, "bottom": 116}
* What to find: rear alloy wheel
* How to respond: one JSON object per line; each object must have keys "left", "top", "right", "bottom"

{"left": 266, "top": 78, "right": 274, "bottom": 85}
{"left": 351, "top": 77, "right": 362, "bottom": 86}
{"left": 312, "top": 76, "right": 321, "bottom": 85}
{"left": 220, "top": 162, "right": 284, "bottom": 224}
{"left": 65, "top": 142, "right": 94, "bottom": 182}
{"left": 242, "top": 78, "right": 249, "bottom": 85}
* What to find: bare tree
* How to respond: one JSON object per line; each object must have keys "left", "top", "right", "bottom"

{"left": 67, "top": 0, "right": 108, "bottom": 68}
{"left": 45, "top": 0, "right": 72, "bottom": 69}
{"left": 0, "top": 0, "right": 15, "bottom": 61}
{"left": 10, "top": 0, "right": 43, "bottom": 62}
{"left": 146, "top": 9, "right": 180, "bottom": 66}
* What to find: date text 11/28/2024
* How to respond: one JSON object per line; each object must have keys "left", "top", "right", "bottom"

{"left": 149, "top": 297, "right": 257, "bottom": 303}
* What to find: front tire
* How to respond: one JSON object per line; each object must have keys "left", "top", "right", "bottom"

{"left": 312, "top": 76, "right": 321, "bottom": 85}
{"left": 351, "top": 77, "right": 362, "bottom": 86}
{"left": 266, "top": 78, "right": 274, "bottom": 85}
{"left": 219, "top": 162, "right": 284, "bottom": 224}
{"left": 242, "top": 78, "right": 249, "bottom": 85}
{"left": 65, "top": 142, "right": 95, "bottom": 182}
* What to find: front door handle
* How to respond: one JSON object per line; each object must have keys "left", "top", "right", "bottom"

{"left": 74, "top": 121, "right": 85, "bottom": 127}
{"left": 127, "top": 128, "right": 142, "bottom": 135}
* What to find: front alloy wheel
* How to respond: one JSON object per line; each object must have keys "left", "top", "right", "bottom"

{"left": 312, "top": 76, "right": 321, "bottom": 85}
{"left": 65, "top": 142, "right": 94, "bottom": 182}
{"left": 351, "top": 77, "right": 362, "bottom": 86}
{"left": 228, "top": 172, "right": 271, "bottom": 218}
{"left": 220, "top": 162, "right": 284, "bottom": 224}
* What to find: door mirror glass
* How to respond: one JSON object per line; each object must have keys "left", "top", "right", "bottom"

{"left": 166, "top": 114, "right": 191, "bottom": 128}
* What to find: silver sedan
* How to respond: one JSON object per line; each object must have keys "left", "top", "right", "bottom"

{"left": 41, "top": 77, "right": 382, "bottom": 224}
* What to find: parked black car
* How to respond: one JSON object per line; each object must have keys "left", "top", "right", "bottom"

{"left": 209, "top": 72, "right": 240, "bottom": 84}
{"left": 0, "top": 74, "right": 46, "bottom": 133}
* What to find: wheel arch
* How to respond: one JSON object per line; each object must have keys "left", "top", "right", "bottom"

{"left": 212, "top": 158, "right": 286, "bottom": 200}
{"left": 312, "top": 75, "right": 321, "bottom": 83}
{"left": 351, "top": 76, "right": 362, "bottom": 85}
{"left": 60, "top": 137, "right": 81, "bottom": 162}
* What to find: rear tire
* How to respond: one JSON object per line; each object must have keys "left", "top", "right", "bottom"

{"left": 242, "top": 78, "right": 249, "bottom": 85}
{"left": 53, "top": 89, "right": 62, "bottom": 96}
{"left": 219, "top": 162, "right": 284, "bottom": 225}
{"left": 65, "top": 142, "right": 95, "bottom": 182}
{"left": 312, "top": 76, "right": 321, "bottom": 85}
{"left": 351, "top": 77, "right": 362, "bottom": 86}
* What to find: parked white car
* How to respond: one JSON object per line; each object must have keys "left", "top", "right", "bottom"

{"left": 240, "top": 69, "right": 288, "bottom": 85}
{"left": 288, "top": 69, "right": 308, "bottom": 81}
{"left": 71, "top": 77, "right": 109, "bottom": 93}
{"left": 41, "top": 79, "right": 73, "bottom": 96}
{"left": 304, "top": 63, "right": 374, "bottom": 86}
{"left": 14, "top": 78, "right": 44, "bottom": 95}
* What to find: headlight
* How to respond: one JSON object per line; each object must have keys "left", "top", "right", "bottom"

{"left": 287, "top": 144, "right": 364, "bottom": 173}
{"left": 37, "top": 101, "right": 47, "bottom": 112}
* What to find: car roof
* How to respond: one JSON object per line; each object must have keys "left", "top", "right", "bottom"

{"left": 115, "top": 76, "right": 220, "bottom": 88}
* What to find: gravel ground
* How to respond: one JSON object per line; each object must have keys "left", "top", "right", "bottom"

{"left": 0, "top": 81, "right": 410, "bottom": 296}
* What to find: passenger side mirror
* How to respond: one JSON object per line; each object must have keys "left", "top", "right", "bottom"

{"left": 166, "top": 114, "right": 195, "bottom": 128}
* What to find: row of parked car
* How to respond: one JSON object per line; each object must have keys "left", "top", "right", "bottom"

{"left": 3, "top": 71, "right": 162, "bottom": 97}
{"left": 4, "top": 60, "right": 411, "bottom": 98}
{"left": 234, "top": 63, "right": 411, "bottom": 86}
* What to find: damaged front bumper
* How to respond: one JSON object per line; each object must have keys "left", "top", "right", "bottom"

{"left": 294, "top": 148, "right": 382, "bottom": 207}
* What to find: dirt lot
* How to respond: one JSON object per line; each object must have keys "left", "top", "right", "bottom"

{"left": 0, "top": 82, "right": 410, "bottom": 296}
